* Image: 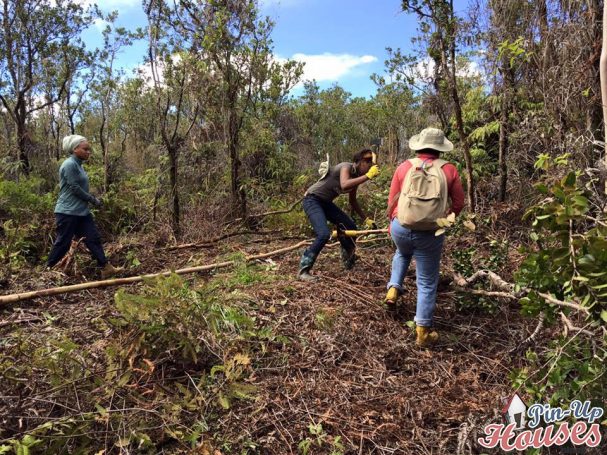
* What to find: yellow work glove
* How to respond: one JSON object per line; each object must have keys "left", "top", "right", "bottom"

{"left": 365, "top": 164, "right": 380, "bottom": 180}
{"left": 363, "top": 218, "right": 377, "bottom": 229}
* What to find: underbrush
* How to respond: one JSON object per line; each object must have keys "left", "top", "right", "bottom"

{"left": 0, "top": 178, "right": 54, "bottom": 269}
{"left": 0, "top": 273, "right": 285, "bottom": 453}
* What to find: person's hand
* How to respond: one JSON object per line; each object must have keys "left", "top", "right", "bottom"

{"left": 91, "top": 196, "right": 103, "bottom": 208}
{"left": 365, "top": 165, "right": 380, "bottom": 180}
{"left": 363, "top": 218, "right": 377, "bottom": 229}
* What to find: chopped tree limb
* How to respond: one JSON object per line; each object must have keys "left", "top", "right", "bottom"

{"left": 0, "top": 317, "right": 43, "bottom": 328}
{"left": 509, "top": 312, "right": 546, "bottom": 354}
{"left": 453, "top": 270, "right": 590, "bottom": 315}
{"left": 245, "top": 240, "right": 310, "bottom": 261}
{"left": 0, "top": 241, "right": 311, "bottom": 305}
{"left": 560, "top": 312, "right": 594, "bottom": 337}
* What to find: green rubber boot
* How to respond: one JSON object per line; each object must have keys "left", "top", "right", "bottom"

{"left": 340, "top": 246, "right": 357, "bottom": 270}
{"left": 298, "top": 250, "right": 318, "bottom": 281}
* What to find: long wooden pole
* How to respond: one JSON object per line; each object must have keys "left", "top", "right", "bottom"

{"left": 0, "top": 230, "right": 388, "bottom": 305}
{"left": 0, "top": 241, "right": 312, "bottom": 305}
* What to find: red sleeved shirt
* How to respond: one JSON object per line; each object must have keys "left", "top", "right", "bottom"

{"left": 387, "top": 153, "right": 465, "bottom": 220}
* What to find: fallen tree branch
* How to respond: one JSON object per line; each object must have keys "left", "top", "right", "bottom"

{"left": 453, "top": 271, "right": 590, "bottom": 315}
{"left": 0, "top": 241, "right": 311, "bottom": 305}
{"left": 245, "top": 240, "right": 310, "bottom": 261}
{"left": 0, "top": 317, "right": 43, "bottom": 328}
{"left": 560, "top": 312, "right": 594, "bottom": 337}
{"left": 509, "top": 312, "right": 546, "bottom": 354}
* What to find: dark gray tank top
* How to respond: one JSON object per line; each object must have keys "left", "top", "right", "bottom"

{"left": 305, "top": 162, "right": 360, "bottom": 202}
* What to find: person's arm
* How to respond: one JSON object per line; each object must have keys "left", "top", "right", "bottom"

{"left": 63, "top": 162, "right": 95, "bottom": 203}
{"left": 348, "top": 187, "right": 366, "bottom": 220}
{"left": 448, "top": 167, "right": 465, "bottom": 215}
{"left": 386, "top": 162, "right": 409, "bottom": 218}
{"left": 339, "top": 165, "right": 369, "bottom": 192}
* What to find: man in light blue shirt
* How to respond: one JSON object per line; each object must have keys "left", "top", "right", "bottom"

{"left": 47, "top": 135, "right": 122, "bottom": 279}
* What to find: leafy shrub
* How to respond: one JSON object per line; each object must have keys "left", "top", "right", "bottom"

{"left": 513, "top": 153, "right": 607, "bottom": 405}
{"left": 0, "top": 177, "right": 54, "bottom": 223}
{"left": 0, "top": 178, "right": 54, "bottom": 265}
{"left": 111, "top": 273, "right": 255, "bottom": 365}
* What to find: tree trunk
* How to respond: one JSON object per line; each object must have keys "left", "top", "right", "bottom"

{"left": 601, "top": 0, "right": 607, "bottom": 194}
{"left": 168, "top": 145, "right": 180, "bottom": 237}
{"left": 498, "top": 94, "right": 508, "bottom": 202}
{"left": 587, "top": 0, "right": 603, "bottom": 141}
{"left": 14, "top": 95, "right": 32, "bottom": 175}
{"left": 100, "top": 107, "right": 110, "bottom": 192}
{"left": 227, "top": 89, "right": 246, "bottom": 216}
{"left": 16, "top": 121, "right": 31, "bottom": 176}
{"left": 451, "top": 84, "right": 475, "bottom": 212}
{"left": 446, "top": 22, "right": 475, "bottom": 212}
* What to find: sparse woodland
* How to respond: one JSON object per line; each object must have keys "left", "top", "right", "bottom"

{"left": 0, "top": 0, "right": 606, "bottom": 453}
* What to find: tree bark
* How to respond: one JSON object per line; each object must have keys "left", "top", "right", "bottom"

{"left": 498, "top": 94, "right": 508, "bottom": 202}
{"left": 445, "top": 3, "right": 475, "bottom": 212}
{"left": 16, "top": 118, "right": 31, "bottom": 176}
{"left": 168, "top": 145, "right": 181, "bottom": 237}
{"left": 600, "top": 0, "right": 607, "bottom": 194}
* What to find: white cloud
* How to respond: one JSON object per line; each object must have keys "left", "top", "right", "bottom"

{"left": 135, "top": 54, "right": 183, "bottom": 89}
{"left": 278, "top": 53, "right": 378, "bottom": 83}
{"left": 93, "top": 18, "right": 109, "bottom": 31}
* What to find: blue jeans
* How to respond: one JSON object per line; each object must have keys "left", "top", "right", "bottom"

{"left": 388, "top": 218, "right": 444, "bottom": 327}
{"left": 302, "top": 194, "right": 357, "bottom": 257}
{"left": 47, "top": 213, "right": 107, "bottom": 267}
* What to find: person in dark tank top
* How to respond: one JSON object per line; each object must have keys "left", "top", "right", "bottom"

{"left": 298, "top": 148, "right": 380, "bottom": 281}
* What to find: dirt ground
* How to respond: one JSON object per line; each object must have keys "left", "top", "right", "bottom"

{"left": 0, "top": 231, "right": 593, "bottom": 454}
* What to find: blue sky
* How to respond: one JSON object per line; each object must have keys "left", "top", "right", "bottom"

{"left": 80, "top": 0, "right": 468, "bottom": 99}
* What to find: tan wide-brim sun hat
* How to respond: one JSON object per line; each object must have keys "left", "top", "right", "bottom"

{"left": 408, "top": 127, "right": 453, "bottom": 152}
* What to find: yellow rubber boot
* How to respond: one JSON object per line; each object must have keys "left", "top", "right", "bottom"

{"left": 385, "top": 287, "right": 399, "bottom": 306}
{"left": 101, "top": 263, "right": 123, "bottom": 279}
{"left": 416, "top": 326, "right": 439, "bottom": 347}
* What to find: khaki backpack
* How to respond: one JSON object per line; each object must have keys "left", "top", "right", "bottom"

{"left": 397, "top": 157, "right": 449, "bottom": 230}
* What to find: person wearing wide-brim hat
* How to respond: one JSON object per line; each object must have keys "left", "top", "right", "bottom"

{"left": 384, "top": 127, "right": 465, "bottom": 347}
{"left": 47, "top": 135, "right": 123, "bottom": 279}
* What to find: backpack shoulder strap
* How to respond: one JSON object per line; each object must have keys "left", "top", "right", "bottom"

{"left": 432, "top": 158, "right": 449, "bottom": 169}
{"left": 401, "top": 158, "right": 421, "bottom": 190}
{"left": 408, "top": 157, "right": 423, "bottom": 168}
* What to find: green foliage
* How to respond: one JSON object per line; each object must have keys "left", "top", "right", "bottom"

{"left": 0, "top": 178, "right": 54, "bottom": 267}
{"left": 497, "top": 37, "right": 532, "bottom": 69}
{"left": 112, "top": 274, "right": 254, "bottom": 365}
{"left": 453, "top": 247, "right": 476, "bottom": 277}
{"left": 0, "top": 220, "right": 34, "bottom": 271}
{"left": 518, "top": 157, "right": 606, "bottom": 321}
{"left": 298, "top": 422, "right": 344, "bottom": 455}
{"left": 513, "top": 153, "right": 607, "bottom": 405}
{"left": 0, "top": 178, "right": 54, "bottom": 223}
{"left": 0, "top": 434, "right": 42, "bottom": 455}
{"left": 468, "top": 120, "right": 500, "bottom": 144}
{"left": 511, "top": 336, "right": 607, "bottom": 406}
{"left": 210, "top": 353, "right": 257, "bottom": 410}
